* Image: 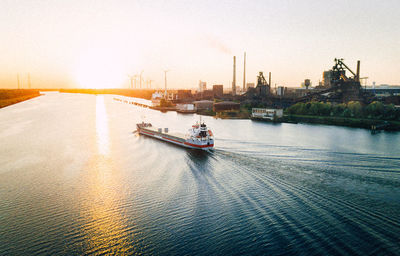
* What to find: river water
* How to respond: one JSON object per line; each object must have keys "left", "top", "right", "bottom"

{"left": 1, "top": 92, "right": 399, "bottom": 255}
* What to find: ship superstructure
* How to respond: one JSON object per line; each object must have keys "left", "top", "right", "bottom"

{"left": 136, "top": 121, "right": 214, "bottom": 150}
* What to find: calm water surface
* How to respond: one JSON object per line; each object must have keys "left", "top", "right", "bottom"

{"left": 1, "top": 93, "right": 399, "bottom": 255}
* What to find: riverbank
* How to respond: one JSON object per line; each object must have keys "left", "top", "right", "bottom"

{"left": 95, "top": 92, "right": 400, "bottom": 131}
{"left": 282, "top": 101, "right": 400, "bottom": 131}
{"left": 0, "top": 89, "right": 41, "bottom": 108}
{"left": 281, "top": 114, "right": 400, "bottom": 131}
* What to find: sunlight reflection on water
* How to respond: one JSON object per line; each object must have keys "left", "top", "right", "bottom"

{"left": 81, "top": 156, "right": 134, "bottom": 255}
{"left": 96, "top": 96, "right": 109, "bottom": 155}
{"left": 84, "top": 96, "right": 136, "bottom": 254}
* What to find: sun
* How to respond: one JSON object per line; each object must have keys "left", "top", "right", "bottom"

{"left": 75, "top": 49, "right": 126, "bottom": 89}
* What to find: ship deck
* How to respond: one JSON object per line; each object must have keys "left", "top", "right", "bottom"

{"left": 140, "top": 126, "right": 187, "bottom": 142}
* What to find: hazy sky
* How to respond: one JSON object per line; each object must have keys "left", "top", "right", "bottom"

{"left": 1, "top": 0, "right": 399, "bottom": 89}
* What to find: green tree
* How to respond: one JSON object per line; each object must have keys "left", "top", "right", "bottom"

{"left": 321, "top": 102, "right": 332, "bottom": 116}
{"left": 347, "top": 101, "right": 363, "bottom": 118}
{"left": 332, "top": 103, "right": 346, "bottom": 117}
{"left": 287, "top": 102, "right": 305, "bottom": 115}
{"left": 309, "top": 102, "right": 319, "bottom": 115}
{"left": 342, "top": 108, "right": 351, "bottom": 117}
{"left": 383, "top": 104, "right": 396, "bottom": 120}
{"left": 309, "top": 102, "right": 325, "bottom": 116}
{"left": 366, "top": 101, "right": 384, "bottom": 119}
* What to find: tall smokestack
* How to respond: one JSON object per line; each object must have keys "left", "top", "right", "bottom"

{"left": 164, "top": 70, "right": 169, "bottom": 99}
{"left": 232, "top": 56, "right": 236, "bottom": 96}
{"left": 356, "top": 60, "right": 360, "bottom": 82}
{"left": 243, "top": 52, "right": 246, "bottom": 91}
{"left": 268, "top": 72, "right": 271, "bottom": 94}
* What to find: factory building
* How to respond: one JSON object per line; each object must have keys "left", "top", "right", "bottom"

{"left": 177, "top": 90, "right": 192, "bottom": 100}
{"left": 176, "top": 103, "right": 196, "bottom": 113}
{"left": 277, "top": 86, "right": 286, "bottom": 96}
{"left": 203, "top": 90, "right": 214, "bottom": 98}
{"left": 322, "top": 71, "right": 333, "bottom": 88}
{"left": 213, "top": 85, "right": 223, "bottom": 97}
{"left": 213, "top": 101, "right": 240, "bottom": 112}
{"left": 251, "top": 108, "right": 283, "bottom": 120}
{"left": 193, "top": 100, "right": 214, "bottom": 111}
{"left": 366, "top": 85, "right": 400, "bottom": 97}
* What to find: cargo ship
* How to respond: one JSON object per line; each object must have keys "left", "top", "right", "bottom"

{"left": 136, "top": 121, "right": 214, "bottom": 150}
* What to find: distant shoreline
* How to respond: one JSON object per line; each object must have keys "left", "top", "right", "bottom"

{"left": 4, "top": 88, "right": 396, "bottom": 131}
{"left": 59, "top": 88, "right": 154, "bottom": 100}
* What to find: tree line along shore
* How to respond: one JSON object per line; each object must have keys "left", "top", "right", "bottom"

{"left": 280, "top": 101, "right": 400, "bottom": 131}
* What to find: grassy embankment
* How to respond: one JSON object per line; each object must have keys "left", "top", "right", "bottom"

{"left": 281, "top": 115, "right": 400, "bottom": 130}
{"left": 283, "top": 101, "right": 400, "bottom": 131}
{"left": 0, "top": 89, "right": 41, "bottom": 108}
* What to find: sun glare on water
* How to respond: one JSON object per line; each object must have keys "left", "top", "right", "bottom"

{"left": 96, "top": 96, "right": 109, "bottom": 155}
{"left": 75, "top": 49, "right": 126, "bottom": 89}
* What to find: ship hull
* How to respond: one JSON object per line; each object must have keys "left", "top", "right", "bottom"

{"left": 137, "top": 126, "right": 214, "bottom": 150}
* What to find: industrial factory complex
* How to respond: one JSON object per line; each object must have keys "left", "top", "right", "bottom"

{"left": 73, "top": 53, "right": 400, "bottom": 130}
{"left": 112, "top": 55, "right": 393, "bottom": 130}
{"left": 145, "top": 56, "right": 399, "bottom": 117}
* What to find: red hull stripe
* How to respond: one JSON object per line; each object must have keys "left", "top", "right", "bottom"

{"left": 141, "top": 130, "right": 155, "bottom": 136}
{"left": 184, "top": 142, "right": 214, "bottom": 148}
{"left": 162, "top": 136, "right": 213, "bottom": 148}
